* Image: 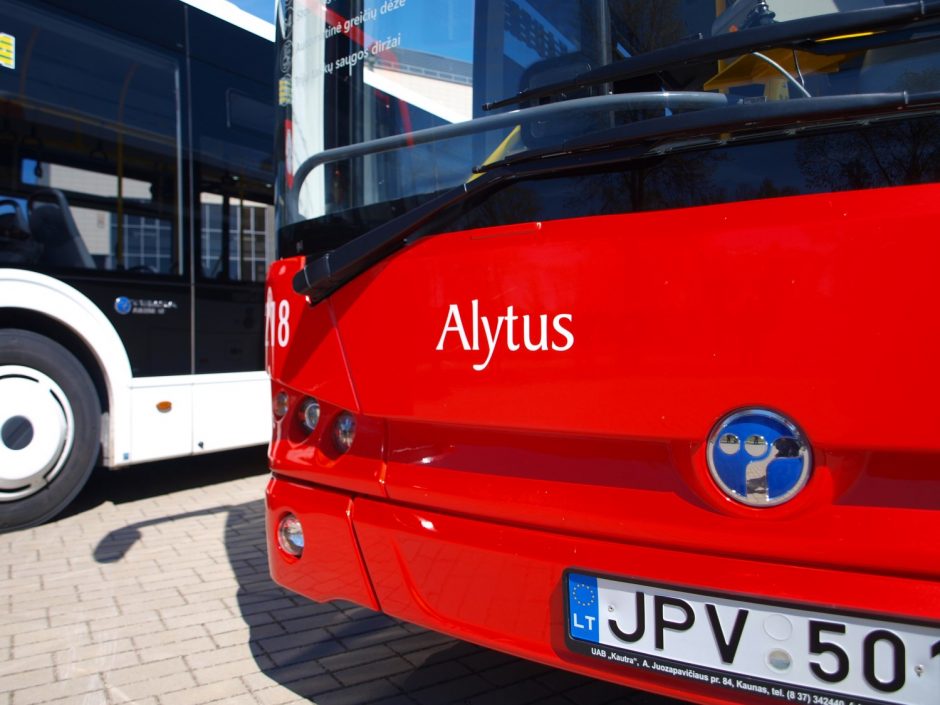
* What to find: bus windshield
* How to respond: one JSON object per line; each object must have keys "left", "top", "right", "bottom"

{"left": 278, "top": 0, "right": 940, "bottom": 239}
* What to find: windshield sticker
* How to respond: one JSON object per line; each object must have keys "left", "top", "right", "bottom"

{"left": 0, "top": 33, "right": 14, "bottom": 70}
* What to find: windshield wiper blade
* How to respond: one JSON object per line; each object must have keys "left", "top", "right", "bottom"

{"left": 483, "top": 0, "right": 940, "bottom": 112}
{"left": 294, "top": 148, "right": 624, "bottom": 301}
{"left": 481, "top": 91, "right": 940, "bottom": 172}
{"left": 294, "top": 90, "right": 940, "bottom": 302}
{"left": 293, "top": 183, "right": 482, "bottom": 302}
{"left": 286, "top": 91, "right": 731, "bottom": 224}
{"left": 289, "top": 91, "right": 729, "bottom": 298}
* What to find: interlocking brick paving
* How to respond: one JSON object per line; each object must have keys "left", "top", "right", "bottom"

{"left": 0, "top": 448, "right": 682, "bottom": 705}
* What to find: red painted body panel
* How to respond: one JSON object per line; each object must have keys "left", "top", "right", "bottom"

{"left": 331, "top": 186, "right": 940, "bottom": 449}
{"left": 266, "top": 477, "right": 379, "bottom": 611}
{"left": 266, "top": 186, "right": 940, "bottom": 703}
{"left": 265, "top": 475, "right": 939, "bottom": 704}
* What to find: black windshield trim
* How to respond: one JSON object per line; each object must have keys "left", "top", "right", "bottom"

{"left": 293, "top": 91, "right": 940, "bottom": 302}
{"left": 483, "top": 1, "right": 940, "bottom": 111}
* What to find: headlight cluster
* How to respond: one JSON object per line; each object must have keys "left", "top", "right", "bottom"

{"left": 332, "top": 412, "right": 356, "bottom": 453}
{"left": 271, "top": 391, "right": 356, "bottom": 453}
{"left": 299, "top": 397, "right": 320, "bottom": 433}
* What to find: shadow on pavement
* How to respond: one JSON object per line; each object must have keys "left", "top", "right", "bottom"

{"left": 64, "top": 445, "right": 269, "bottom": 519}
{"left": 90, "top": 460, "right": 681, "bottom": 705}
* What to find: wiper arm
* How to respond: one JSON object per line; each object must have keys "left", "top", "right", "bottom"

{"left": 286, "top": 91, "right": 731, "bottom": 222}
{"left": 293, "top": 90, "right": 940, "bottom": 302}
{"left": 481, "top": 91, "right": 940, "bottom": 172}
{"left": 483, "top": 0, "right": 940, "bottom": 112}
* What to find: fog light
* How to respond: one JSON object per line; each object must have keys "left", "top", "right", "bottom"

{"left": 333, "top": 412, "right": 356, "bottom": 453}
{"left": 273, "top": 391, "right": 289, "bottom": 419}
{"left": 277, "top": 514, "right": 304, "bottom": 557}
{"left": 299, "top": 397, "right": 320, "bottom": 432}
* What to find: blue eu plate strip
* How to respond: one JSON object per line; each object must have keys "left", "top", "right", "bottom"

{"left": 568, "top": 573, "right": 600, "bottom": 642}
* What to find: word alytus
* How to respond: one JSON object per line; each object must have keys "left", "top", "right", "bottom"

{"left": 436, "top": 300, "right": 574, "bottom": 371}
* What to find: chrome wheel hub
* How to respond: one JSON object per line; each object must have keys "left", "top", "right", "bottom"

{"left": 0, "top": 366, "right": 75, "bottom": 501}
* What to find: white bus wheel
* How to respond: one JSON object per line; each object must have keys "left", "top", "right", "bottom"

{"left": 0, "top": 330, "right": 101, "bottom": 532}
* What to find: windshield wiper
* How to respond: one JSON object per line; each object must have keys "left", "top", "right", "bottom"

{"left": 480, "top": 91, "right": 940, "bottom": 172}
{"left": 293, "top": 90, "right": 940, "bottom": 302}
{"left": 286, "top": 91, "right": 732, "bottom": 224}
{"left": 483, "top": 0, "right": 940, "bottom": 112}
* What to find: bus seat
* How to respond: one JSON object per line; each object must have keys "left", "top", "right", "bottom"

{"left": 28, "top": 188, "right": 96, "bottom": 269}
{"left": 0, "top": 198, "right": 42, "bottom": 265}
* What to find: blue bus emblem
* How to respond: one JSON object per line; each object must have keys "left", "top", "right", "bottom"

{"left": 114, "top": 297, "right": 133, "bottom": 315}
{"left": 707, "top": 409, "right": 812, "bottom": 507}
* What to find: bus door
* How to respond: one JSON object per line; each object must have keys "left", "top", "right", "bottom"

{"left": 188, "top": 8, "right": 275, "bottom": 445}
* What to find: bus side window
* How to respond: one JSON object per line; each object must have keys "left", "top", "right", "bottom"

{"left": 0, "top": 1, "right": 181, "bottom": 274}
{"left": 189, "top": 27, "right": 275, "bottom": 284}
{"left": 27, "top": 188, "right": 95, "bottom": 269}
{"left": 0, "top": 197, "right": 40, "bottom": 265}
{"left": 199, "top": 187, "right": 272, "bottom": 282}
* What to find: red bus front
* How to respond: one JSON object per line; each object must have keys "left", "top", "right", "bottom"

{"left": 265, "top": 2, "right": 940, "bottom": 703}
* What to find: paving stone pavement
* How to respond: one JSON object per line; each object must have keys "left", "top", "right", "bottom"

{"left": 0, "top": 448, "right": 685, "bottom": 705}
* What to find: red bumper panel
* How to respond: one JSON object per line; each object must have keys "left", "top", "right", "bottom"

{"left": 267, "top": 475, "right": 939, "bottom": 705}
{"left": 266, "top": 476, "right": 379, "bottom": 611}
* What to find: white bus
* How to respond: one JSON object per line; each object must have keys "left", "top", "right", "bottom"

{"left": 0, "top": 0, "right": 276, "bottom": 530}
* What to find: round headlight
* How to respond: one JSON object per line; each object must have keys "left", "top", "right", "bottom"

{"left": 273, "top": 391, "right": 289, "bottom": 419}
{"left": 333, "top": 412, "right": 356, "bottom": 453}
{"left": 298, "top": 397, "right": 320, "bottom": 433}
{"left": 277, "top": 514, "right": 304, "bottom": 557}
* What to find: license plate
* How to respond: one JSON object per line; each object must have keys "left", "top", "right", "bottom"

{"left": 565, "top": 571, "right": 940, "bottom": 705}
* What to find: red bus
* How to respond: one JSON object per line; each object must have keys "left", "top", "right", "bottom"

{"left": 264, "top": 1, "right": 940, "bottom": 703}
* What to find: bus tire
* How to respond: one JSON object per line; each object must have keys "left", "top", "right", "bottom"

{"left": 0, "top": 329, "right": 101, "bottom": 532}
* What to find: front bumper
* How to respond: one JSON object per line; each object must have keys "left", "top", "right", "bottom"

{"left": 266, "top": 474, "right": 940, "bottom": 705}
